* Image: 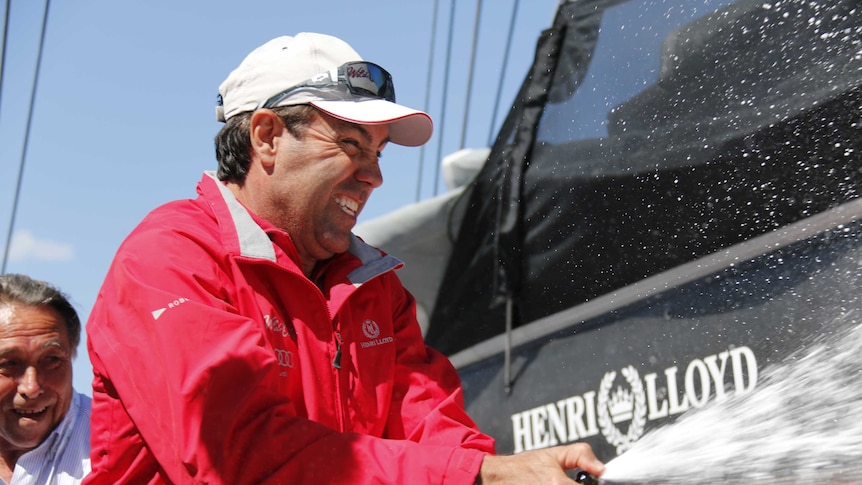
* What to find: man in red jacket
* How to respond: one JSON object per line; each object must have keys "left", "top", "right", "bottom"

{"left": 84, "top": 32, "right": 604, "bottom": 484}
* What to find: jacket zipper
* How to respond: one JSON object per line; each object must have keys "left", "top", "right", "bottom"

{"left": 331, "top": 316, "right": 348, "bottom": 431}
{"left": 333, "top": 331, "right": 343, "bottom": 369}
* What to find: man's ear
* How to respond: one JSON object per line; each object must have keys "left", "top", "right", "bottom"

{"left": 249, "top": 109, "right": 284, "bottom": 169}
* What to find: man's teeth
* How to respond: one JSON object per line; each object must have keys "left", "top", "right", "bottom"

{"left": 15, "top": 408, "right": 46, "bottom": 415}
{"left": 335, "top": 197, "right": 359, "bottom": 216}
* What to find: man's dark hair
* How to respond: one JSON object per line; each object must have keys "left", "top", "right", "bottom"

{"left": 0, "top": 273, "right": 81, "bottom": 355}
{"left": 214, "top": 104, "right": 318, "bottom": 184}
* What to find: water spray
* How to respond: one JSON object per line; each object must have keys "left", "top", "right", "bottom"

{"left": 596, "top": 313, "right": 862, "bottom": 484}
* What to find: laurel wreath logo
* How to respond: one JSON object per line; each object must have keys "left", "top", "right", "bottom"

{"left": 361, "top": 319, "right": 380, "bottom": 339}
{"left": 597, "top": 365, "right": 648, "bottom": 455}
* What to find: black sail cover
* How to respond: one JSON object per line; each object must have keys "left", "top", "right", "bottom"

{"left": 426, "top": 0, "right": 862, "bottom": 355}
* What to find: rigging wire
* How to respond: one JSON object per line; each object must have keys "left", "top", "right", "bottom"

{"left": 458, "top": 0, "right": 483, "bottom": 150}
{"left": 415, "top": 0, "right": 440, "bottom": 202}
{"left": 488, "top": 0, "right": 521, "bottom": 146}
{"left": 0, "top": 0, "right": 10, "bottom": 110}
{"left": 2, "top": 0, "right": 51, "bottom": 274}
{"left": 432, "top": 0, "right": 457, "bottom": 197}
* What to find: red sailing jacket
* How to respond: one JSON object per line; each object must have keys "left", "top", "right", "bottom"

{"left": 84, "top": 172, "right": 495, "bottom": 484}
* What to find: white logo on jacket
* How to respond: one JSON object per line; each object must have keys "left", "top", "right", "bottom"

{"left": 275, "top": 348, "right": 295, "bottom": 368}
{"left": 265, "top": 314, "right": 292, "bottom": 338}
{"left": 359, "top": 319, "right": 393, "bottom": 349}
{"left": 361, "top": 320, "right": 380, "bottom": 339}
{"left": 151, "top": 297, "right": 191, "bottom": 320}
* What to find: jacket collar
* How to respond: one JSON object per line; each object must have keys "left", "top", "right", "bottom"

{"left": 200, "top": 171, "right": 403, "bottom": 284}
{"left": 204, "top": 171, "right": 278, "bottom": 261}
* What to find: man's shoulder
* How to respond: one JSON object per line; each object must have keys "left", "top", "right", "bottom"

{"left": 73, "top": 391, "right": 92, "bottom": 416}
{"left": 121, "top": 197, "right": 220, "bottom": 251}
{"left": 64, "top": 391, "right": 92, "bottom": 434}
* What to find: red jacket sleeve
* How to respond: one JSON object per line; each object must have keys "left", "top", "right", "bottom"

{"left": 383, "top": 282, "right": 496, "bottom": 453}
{"left": 86, "top": 229, "right": 491, "bottom": 485}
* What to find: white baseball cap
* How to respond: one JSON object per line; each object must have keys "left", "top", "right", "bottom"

{"left": 216, "top": 33, "right": 433, "bottom": 147}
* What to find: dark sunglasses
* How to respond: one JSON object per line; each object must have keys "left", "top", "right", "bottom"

{"left": 257, "top": 61, "right": 396, "bottom": 110}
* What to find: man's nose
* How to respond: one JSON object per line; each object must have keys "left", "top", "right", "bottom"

{"left": 18, "top": 366, "right": 44, "bottom": 399}
{"left": 357, "top": 157, "right": 383, "bottom": 188}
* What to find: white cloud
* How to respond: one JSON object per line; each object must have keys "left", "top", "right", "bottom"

{"left": 7, "top": 230, "right": 75, "bottom": 262}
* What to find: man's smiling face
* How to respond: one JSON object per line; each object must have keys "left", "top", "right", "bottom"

{"left": 256, "top": 110, "right": 389, "bottom": 272}
{"left": 0, "top": 304, "right": 73, "bottom": 457}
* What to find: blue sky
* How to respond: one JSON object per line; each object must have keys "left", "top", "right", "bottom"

{"left": 0, "top": 0, "right": 559, "bottom": 394}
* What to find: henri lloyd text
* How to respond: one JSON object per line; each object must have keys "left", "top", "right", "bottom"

{"left": 511, "top": 346, "right": 758, "bottom": 454}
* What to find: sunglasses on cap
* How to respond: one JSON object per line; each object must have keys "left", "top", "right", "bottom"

{"left": 257, "top": 61, "right": 396, "bottom": 110}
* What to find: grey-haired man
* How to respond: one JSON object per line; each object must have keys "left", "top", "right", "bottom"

{"left": 0, "top": 274, "right": 90, "bottom": 485}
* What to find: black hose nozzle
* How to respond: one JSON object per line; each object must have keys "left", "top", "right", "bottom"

{"left": 574, "top": 470, "right": 600, "bottom": 485}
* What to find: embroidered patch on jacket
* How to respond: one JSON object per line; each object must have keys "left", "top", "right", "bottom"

{"left": 360, "top": 319, "right": 394, "bottom": 348}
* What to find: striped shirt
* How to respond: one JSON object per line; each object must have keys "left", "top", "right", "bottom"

{"left": 7, "top": 391, "right": 91, "bottom": 485}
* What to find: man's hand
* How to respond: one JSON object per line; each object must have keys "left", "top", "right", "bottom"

{"left": 477, "top": 443, "right": 605, "bottom": 484}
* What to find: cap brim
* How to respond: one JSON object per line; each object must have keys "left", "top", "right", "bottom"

{"left": 311, "top": 99, "right": 433, "bottom": 147}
